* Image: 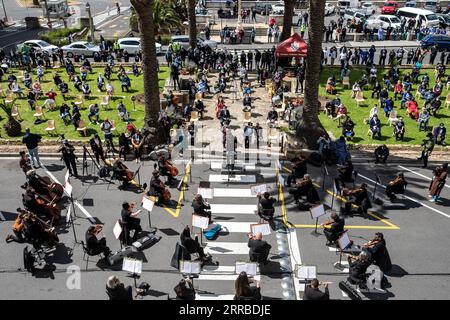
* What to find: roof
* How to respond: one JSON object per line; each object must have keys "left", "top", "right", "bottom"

{"left": 275, "top": 33, "right": 307, "bottom": 58}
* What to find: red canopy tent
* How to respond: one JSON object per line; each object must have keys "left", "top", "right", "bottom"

{"left": 275, "top": 33, "right": 308, "bottom": 58}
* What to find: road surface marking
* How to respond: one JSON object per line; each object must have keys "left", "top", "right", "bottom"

{"left": 0, "top": 211, "right": 5, "bottom": 221}
{"left": 161, "top": 161, "right": 191, "bottom": 218}
{"left": 213, "top": 188, "right": 255, "bottom": 197}
{"left": 198, "top": 274, "right": 260, "bottom": 281}
{"left": 215, "top": 221, "right": 255, "bottom": 233}
{"left": 195, "top": 294, "right": 235, "bottom": 300}
{"left": 209, "top": 174, "right": 256, "bottom": 183}
{"left": 204, "top": 242, "right": 249, "bottom": 255}
{"left": 210, "top": 204, "right": 257, "bottom": 214}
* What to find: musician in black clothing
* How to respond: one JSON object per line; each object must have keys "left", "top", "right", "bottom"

{"left": 180, "top": 226, "right": 209, "bottom": 262}
{"left": 289, "top": 174, "right": 315, "bottom": 203}
{"left": 374, "top": 144, "right": 389, "bottom": 164}
{"left": 58, "top": 139, "right": 78, "bottom": 177}
{"left": 192, "top": 194, "right": 212, "bottom": 222}
{"left": 346, "top": 251, "right": 371, "bottom": 287}
{"left": 121, "top": 202, "right": 142, "bottom": 242}
{"left": 89, "top": 134, "right": 105, "bottom": 165}
{"left": 337, "top": 160, "right": 354, "bottom": 185}
{"left": 148, "top": 170, "right": 165, "bottom": 205}
{"left": 286, "top": 155, "right": 307, "bottom": 187}
{"left": 303, "top": 279, "right": 330, "bottom": 300}
{"left": 363, "top": 233, "right": 391, "bottom": 273}
{"left": 343, "top": 183, "right": 371, "bottom": 215}
{"left": 158, "top": 155, "right": 175, "bottom": 185}
{"left": 247, "top": 232, "right": 271, "bottom": 264}
{"left": 385, "top": 173, "right": 407, "bottom": 202}
{"left": 106, "top": 276, "right": 133, "bottom": 300}
{"left": 320, "top": 212, "right": 345, "bottom": 246}
{"left": 257, "top": 192, "right": 276, "bottom": 221}
{"left": 85, "top": 225, "right": 111, "bottom": 258}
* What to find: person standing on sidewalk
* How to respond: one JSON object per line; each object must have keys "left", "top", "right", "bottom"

{"left": 116, "top": 2, "right": 120, "bottom": 15}
{"left": 21, "top": 128, "right": 41, "bottom": 168}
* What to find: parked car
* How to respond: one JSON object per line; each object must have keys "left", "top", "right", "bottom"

{"left": 337, "top": 0, "right": 358, "bottom": 15}
{"left": 404, "top": 0, "right": 417, "bottom": 7}
{"left": 366, "top": 14, "right": 402, "bottom": 29}
{"left": 325, "top": 2, "right": 336, "bottom": 16}
{"left": 272, "top": 3, "right": 285, "bottom": 14}
{"left": 396, "top": 7, "right": 440, "bottom": 28}
{"left": 344, "top": 9, "right": 367, "bottom": 23}
{"left": 254, "top": 3, "right": 272, "bottom": 15}
{"left": 360, "top": 1, "right": 377, "bottom": 16}
{"left": 117, "top": 37, "right": 162, "bottom": 55}
{"left": 437, "top": 13, "right": 450, "bottom": 28}
{"left": 420, "top": 34, "right": 450, "bottom": 50}
{"left": 17, "top": 40, "right": 59, "bottom": 55}
{"left": 424, "top": 0, "right": 439, "bottom": 13}
{"left": 170, "top": 35, "right": 218, "bottom": 50}
{"left": 60, "top": 41, "right": 100, "bottom": 57}
{"left": 380, "top": 1, "right": 398, "bottom": 15}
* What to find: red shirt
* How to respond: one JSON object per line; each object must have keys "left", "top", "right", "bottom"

{"left": 46, "top": 91, "right": 57, "bottom": 100}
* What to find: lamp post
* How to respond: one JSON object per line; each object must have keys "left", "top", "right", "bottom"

{"left": 86, "top": 2, "right": 95, "bottom": 42}
{"left": 1, "top": 0, "right": 7, "bottom": 23}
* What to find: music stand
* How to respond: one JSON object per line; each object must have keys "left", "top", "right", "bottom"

{"left": 333, "top": 231, "right": 361, "bottom": 271}
{"left": 65, "top": 178, "right": 80, "bottom": 244}
{"left": 142, "top": 196, "right": 157, "bottom": 233}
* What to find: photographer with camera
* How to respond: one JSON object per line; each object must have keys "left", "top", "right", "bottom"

{"left": 58, "top": 138, "right": 78, "bottom": 178}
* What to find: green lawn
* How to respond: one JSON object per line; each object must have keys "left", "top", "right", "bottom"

{"left": 0, "top": 66, "right": 169, "bottom": 141}
{"left": 318, "top": 67, "right": 449, "bottom": 145}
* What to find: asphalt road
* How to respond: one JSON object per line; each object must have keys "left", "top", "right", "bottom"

{"left": 0, "top": 142, "right": 449, "bottom": 299}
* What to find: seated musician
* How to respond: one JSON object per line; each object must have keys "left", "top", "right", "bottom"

{"left": 247, "top": 232, "right": 271, "bottom": 264}
{"left": 362, "top": 233, "right": 391, "bottom": 273}
{"left": 386, "top": 173, "right": 407, "bottom": 202}
{"left": 257, "top": 192, "right": 276, "bottom": 221}
{"left": 121, "top": 202, "right": 142, "bottom": 243}
{"left": 303, "top": 278, "right": 330, "bottom": 301}
{"left": 174, "top": 278, "right": 196, "bottom": 300}
{"left": 112, "top": 158, "right": 132, "bottom": 189}
{"left": 192, "top": 194, "right": 212, "bottom": 223}
{"left": 337, "top": 160, "right": 354, "bottom": 185}
{"left": 85, "top": 225, "right": 112, "bottom": 259}
{"left": 22, "top": 212, "right": 59, "bottom": 249}
{"left": 343, "top": 183, "right": 371, "bottom": 215}
{"left": 320, "top": 212, "right": 345, "bottom": 246}
{"left": 374, "top": 144, "right": 389, "bottom": 164}
{"left": 286, "top": 155, "right": 307, "bottom": 187}
{"left": 288, "top": 174, "right": 314, "bottom": 204}
{"left": 180, "top": 226, "right": 209, "bottom": 262}
{"left": 19, "top": 151, "right": 32, "bottom": 175}
{"left": 158, "top": 155, "right": 176, "bottom": 185}
{"left": 25, "top": 170, "right": 50, "bottom": 200}
{"left": 5, "top": 210, "right": 27, "bottom": 243}
{"left": 346, "top": 251, "right": 371, "bottom": 288}
{"left": 22, "top": 187, "right": 60, "bottom": 223}
{"left": 148, "top": 170, "right": 166, "bottom": 205}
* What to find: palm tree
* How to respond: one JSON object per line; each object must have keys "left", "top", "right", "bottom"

{"left": 296, "top": 0, "right": 328, "bottom": 148}
{"left": 130, "top": 0, "right": 165, "bottom": 144}
{"left": 152, "top": 0, "right": 182, "bottom": 34}
{"left": 281, "top": 0, "right": 296, "bottom": 41}
{"left": 187, "top": 0, "right": 197, "bottom": 48}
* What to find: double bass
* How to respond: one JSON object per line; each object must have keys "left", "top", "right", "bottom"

{"left": 114, "top": 159, "right": 135, "bottom": 182}
{"left": 164, "top": 159, "right": 178, "bottom": 178}
{"left": 159, "top": 180, "right": 171, "bottom": 203}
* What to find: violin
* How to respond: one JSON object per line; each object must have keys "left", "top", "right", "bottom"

{"left": 342, "top": 187, "right": 363, "bottom": 197}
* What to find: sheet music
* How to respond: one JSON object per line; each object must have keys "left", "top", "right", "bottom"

{"left": 251, "top": 223, "right": 271, "bottom": 236}
{"left": 250, "top": 184, "right": 267, "bottom": 196}
{"left": 180, "top": 261, "right": 201, "bottom": 274}
{"left": 122, "top": 258, "right": 142, "bottom": 274}
{"left": 113, "top": 220, "right": 122, "bottom": 240}
{"left": 197, "top": 187, "right": 213, "bottom": 199}
{"left": 64, "top": 181, "right": 73, "bottom": 197}
{"left": 310, "top": 204, "right": 326, "bottom": 219}
{"left": 338, "top": 232, "right": 351, "bottom": 250}
{"left": 235, "top": 262, "right": 258, "bottom": 276}
{"left": 278, "top": 174, "right": 285, "bottom": 187}
{"left": 141, "top": 196, "right": 155, "bottom": 212}
{"left": 297, "top": 266, "right": 317, "bottom": 280}
{"left": 192, "top": 214, "right": 210, "bottom": 229}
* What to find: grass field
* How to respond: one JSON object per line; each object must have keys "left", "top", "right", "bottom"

{"left": 0, "top": 66, "right": 169, "bottom": 141}
{"left": 317, "top": 67, "right": 449, "bottom": 145}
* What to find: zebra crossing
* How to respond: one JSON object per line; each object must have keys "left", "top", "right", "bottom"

{"left": 188, "top": 149, "right": 292, "bottom": 300}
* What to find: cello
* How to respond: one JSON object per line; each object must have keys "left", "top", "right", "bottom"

{"left": 164, "top": 159, "right": 179, "bottom": 177}
{"left": 159, "top": 180, "right": 171, "bottom": 203}
{"left": 26, "top": 171, "right": 64, "bottom": 203}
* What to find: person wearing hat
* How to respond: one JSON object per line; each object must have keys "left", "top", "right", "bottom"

{"left": 58, "top": 139, "right": 78, "bottom": 177}
{"left": 433, "top": 123, "right": 446, "bottom": 146}
{"left": 418, "top": 132, "right": 435, "bottom": 168}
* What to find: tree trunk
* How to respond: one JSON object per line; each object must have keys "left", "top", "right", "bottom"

{"left": 187, "top": 0, "right": 197, "bottom": 48}
{"left": 296, "top": 0, "right": 328, "bottom": 149}
{"left": 281, "top": 0, "right": 295, "bottom": 41}
{"left": 131, "top": 0, "right": 165, "bottom": 144}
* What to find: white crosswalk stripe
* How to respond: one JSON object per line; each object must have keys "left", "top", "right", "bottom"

{"left": 204, "top": 242, "right": 250, "bottom": 255}
{"left": 213, "top": 188, "right": 256, "bottom": 198}
{"left": 210, "top": 204, "right": 257, "bottom": 214}
{"left": 209, "top": 174, "right": 257, "bottom": 183}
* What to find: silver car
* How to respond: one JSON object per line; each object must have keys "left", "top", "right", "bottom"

{"left": 61, "top": 41, "right": 100, "bottom": 57}
{"left": 170, "top": 35, "right": 218, "bottom": 50}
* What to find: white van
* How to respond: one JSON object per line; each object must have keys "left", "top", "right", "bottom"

{"left": 337, "top": 0, "right": 358, "bottom": 15}
{"left": 396, "top": 7, "right": 440, "bottom": 27}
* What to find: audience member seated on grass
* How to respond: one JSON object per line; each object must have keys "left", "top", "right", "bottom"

{"left": 382, "top": 97, "right": 394, "bottom": 117}
{"left": 357, "top": 73, "right": 368, "bottom": 88}
{"left": 369, "top": 114, "right": 381, "bottom": 140}
{"left": 120, "top": 74, "right": 131, "bottom": 92}
{"left": 368, "top": 65, "right": 377, "bottom": 84}
{"left": 60, "top": 103, "right": 71, "bottom": 125}
{"left": 58, "top": 81, "right": 69, "bottom": 100}
{"left": 417, "top": 108, "right": 430, "bottom": 132}
{"left": 369, "top": 105, "right": 378, "bottom": 120}
{"left": 378, "top": 87, "right": 389, "bottom": 105}
{"left": 71, "top": 107, "right": 81, "bottom": 129}
{"left": 394, "top": 117, "right": 405, "bottom": 142}
{"left": 422, "top": 90, "right": 435, "bottom": 107}
{"left": 97, "top": 74, "right": 105, "bottom": 92}
{"left": 351, "top": 83, "right": 361, "bottom": 99}
{"left": 24, "top": 71, "right": 32, "bottom": 89}
{"left": 132, "top": 64, "right": 140, "bottom": 77}
{"left": 73, "top": 75, "right": 82, "bottom": 92}
{"left": 433, "top": 81, "right": 443, "bottom": 97}
{"left": 406, "top": 98, "right": 419, "bottom": 121}
{"left": 374, "top": 144, "right": 389, "bottom": 164}
{"left": 371, "top": 81, "right": 382, "bottom": 99}
{"left": 433, "top": 123, "right": 446, "bottom": 146}
{"left": 116, "top": 101, "right": 130, "bottom": 121}
{"left": 80, "top": 66, "right": 88, "bottom": 81}
{"left": 106, "top": 82, "right": 115, "bottom": 96}
{"left": 342, "top": 117, "right": 355, "bottom": 140}
{"left": 382, "top": 74, "right": 392, "bottom": 91}
{"left": 430, "top": 97, "right": 441, "bottom": 117}
{"left": 36, "top": 66, "right": 44, "bottom": 82}
{"left": 7, "top": 73, "right": 17, "bottom": 89}
{"left": 400, "top": 90, "right": 412, "bottom": 109}
{"left": 88, "top": 103, "right": 100, "bottom": 124}
{"left": 82, "top": 81, "right": 91, "bottom": 99}
{"left": 333, "top": 104, "right": 347, "bottom": 123}
{"left": 394, "top": 80, "right": 403, "bottom": 100}
{"left": 326, "top": 77, "right": 337, "bottom": 94}
{"left": 11, "top": 80, "right": 23, "bottom": 97}
{"left": 27, "top": 90, "right": 37, "bottom": 109}
{"left": 325, "top": 95, "right": 340, "bottom": 118}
